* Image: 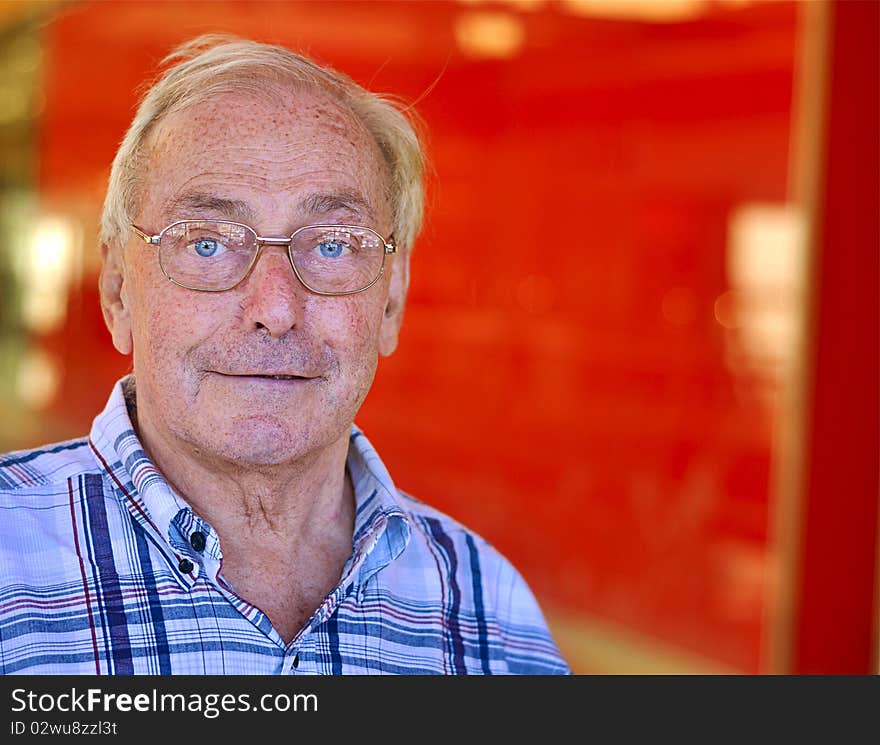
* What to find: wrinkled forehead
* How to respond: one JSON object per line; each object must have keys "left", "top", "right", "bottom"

{"left": 138, "top": 82, "right": 392, "bottom": 223}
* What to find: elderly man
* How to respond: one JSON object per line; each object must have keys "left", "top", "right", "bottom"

{"left": 0, "top": 36, "right": 568, "bottom": 675}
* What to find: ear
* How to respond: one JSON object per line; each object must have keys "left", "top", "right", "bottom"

{"left": 378, "top": 249, "right": 410, "bottom": 357}
{"left": 99, "top": 242, "right": 133, "bottom": 356}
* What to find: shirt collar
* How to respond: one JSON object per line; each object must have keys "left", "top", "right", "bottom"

{"left": 345, "top": 426, "right": 411, "bottom": 591}
{"left": 88, "top": 376, "right": 411, "bottom": 590}
{"left": 88, "top": 377, "right": 190, "bottom": 555}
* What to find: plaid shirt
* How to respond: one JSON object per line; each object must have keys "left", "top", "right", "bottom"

{"left": 0, "top": 378, "right": 568, "bottom": 675}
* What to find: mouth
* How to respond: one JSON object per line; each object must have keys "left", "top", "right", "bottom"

{"left": 213, "top": 372, "right": 316, "bottom": 382}
{"left": 244, "top": 374, "right": 305, "bottom": 380}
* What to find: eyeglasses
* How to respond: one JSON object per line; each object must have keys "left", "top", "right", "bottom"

{"left": 130, "top": 220, "right": 397, "bottom": 295}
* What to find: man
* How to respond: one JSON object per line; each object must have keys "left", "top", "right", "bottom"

{"left": 0, "top": 36, "right": 569, "bottom": 675}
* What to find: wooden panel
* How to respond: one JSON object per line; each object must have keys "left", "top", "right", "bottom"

{"left": 787, "top": 0, "right": 880, "bottom": 674}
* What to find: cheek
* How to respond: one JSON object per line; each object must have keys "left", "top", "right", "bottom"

{"left": 341, "top": 297, "right": 384, "bottom": 347}
{"left": 129, "top": 282, "right": 214, "bottom": 375}
{"left": 319, "top": 296, "right": 385, "bottom": 372}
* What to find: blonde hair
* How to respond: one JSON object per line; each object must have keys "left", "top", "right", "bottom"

{"left": 100, "top": 35, "right": 426, "bottom": 252}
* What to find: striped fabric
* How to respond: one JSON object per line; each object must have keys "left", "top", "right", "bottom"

{"left": 0, "top": 378, "right": 569, "bottom": 675}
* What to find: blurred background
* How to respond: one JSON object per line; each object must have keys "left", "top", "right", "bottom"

{"left": 0, "top": 0, "right": 876, "bottom": 673}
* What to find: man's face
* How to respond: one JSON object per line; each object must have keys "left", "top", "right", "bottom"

{"left": 103, "top": 86, "right": 408, "bottom": 467}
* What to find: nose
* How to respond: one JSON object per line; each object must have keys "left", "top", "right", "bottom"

{"left": 239, "top": 245, "right": 305, "bottom": 338}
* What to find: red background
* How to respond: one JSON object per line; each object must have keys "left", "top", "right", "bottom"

{"left": 11, "top": 0, "right": 866, "bottom": 673}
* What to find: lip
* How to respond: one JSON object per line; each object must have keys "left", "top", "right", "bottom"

{"left": 211, "top": 371, "right": 319, "bottom": 382}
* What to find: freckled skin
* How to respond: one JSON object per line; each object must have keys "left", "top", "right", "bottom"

{"left": 118, "top": 89, "right": 402, "bottom": 470}
{"left": 99, "top": 86, "right": 410, "bottom": 641}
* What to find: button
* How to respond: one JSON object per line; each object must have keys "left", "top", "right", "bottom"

{"left": 292, "top": 654, "right": 299, "bottom": 668}
{"left": 189, "top": 531, "right": 207, "bottom": 552}
{"left": 178, "top": 558, "right": 194, "bottom": 574}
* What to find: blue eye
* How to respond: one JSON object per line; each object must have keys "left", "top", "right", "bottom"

{"left": 191, "top": 239, "right": 227, "bottom": 258}
{"left": 317, "top": 240, "right": 349, "bottom": 259}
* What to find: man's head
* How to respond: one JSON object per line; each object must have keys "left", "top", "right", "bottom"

{"left": 98, "top": 36, "right": 425, "bottom": 468}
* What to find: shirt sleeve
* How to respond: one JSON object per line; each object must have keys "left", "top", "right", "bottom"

{"left": 492, "top": 550, "right": 572, "bottom": 675}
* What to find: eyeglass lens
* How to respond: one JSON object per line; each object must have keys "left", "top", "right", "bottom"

{"left": 158, "top": 220, "right": 385, "bottom": 293}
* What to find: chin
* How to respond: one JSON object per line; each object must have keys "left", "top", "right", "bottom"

{"left": 207, "top": 415, "right": 324, "bottom": 466}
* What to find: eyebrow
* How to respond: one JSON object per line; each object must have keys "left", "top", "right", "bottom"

{"left": 298, "top": 191, "right": 375, "bottom": 222}
{"left": 166, "top": 193, "right": 256, "bottom": 222}
{"left": 164, "top": 189, "right": 375, "bottom": 226}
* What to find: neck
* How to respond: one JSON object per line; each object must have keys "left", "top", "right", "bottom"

{"left": 124, "top": 380, "right": 355, "bottom": 555}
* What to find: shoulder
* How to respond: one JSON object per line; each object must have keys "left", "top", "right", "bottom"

{"left": 394, "top": 491, "right": 523, "bottom": 607}
{"left": 395, "top": 488, "right": 499, "bottom": 560}
{"left": 0, "top": 437, "right": 96, "bottom": 492}
{"left": 393, "top": 488, "right": 537, "bottom": 599}
{"left": 391, "top": 489, "right": 570, "bottom": 674}
{"left": 0, "top": 437, "right": 105, "bottom": 582}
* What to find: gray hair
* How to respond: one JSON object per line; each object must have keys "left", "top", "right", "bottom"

{"left": 99, "top": 35, "right": 426, "bottom": 253}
